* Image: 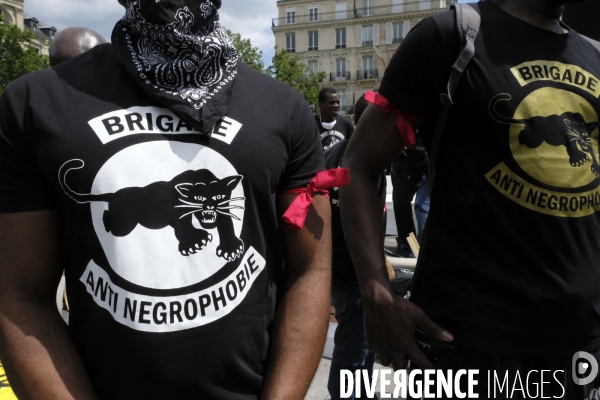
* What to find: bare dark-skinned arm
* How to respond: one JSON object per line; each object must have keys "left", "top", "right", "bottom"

{"left": 261, "top": 194, "right": 331, "bottom": 400}
{"left": 0, "top": 210, "right": 98, "bottom": 400}
{"left": 340, "top": 104, "right": 453, "bottom": 370}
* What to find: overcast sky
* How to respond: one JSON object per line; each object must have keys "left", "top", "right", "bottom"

{"left": 23, "top": 0, "right": 278, "bottom": 66}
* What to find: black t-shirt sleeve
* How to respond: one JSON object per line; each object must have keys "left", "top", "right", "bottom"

{"left": 278, "top": 95, "right": 326, "bottom": 191}
{"left": 0, "top": 79, "right": 56, "bottom": 213}
{"left": 379, "top": 12, "right": 459, "bottom": 119}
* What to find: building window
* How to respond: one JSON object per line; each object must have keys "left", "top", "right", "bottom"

{"left": 309, "top": 6, "right": 319, "bottom": 22}
{"left": 363, "top": 0, "right": 374, "bottom": 16}
{"left": 392, "top": 22, "right": 403, "bottom": 43}
{"left": 336, "top": 2, "right": 347, "bottom": 20}
{"left": 336, "top": 58, "right": 346, "bottom": 80}
{"left": 338, "top": 89, "right": 347, "bottom": 113}
{"left": 362, "top": 25, "right": 373, "bottom": 46}
{"left": 392, "top": 0, "right": 404, "bottom": 13}
{"left": 308, "top": 31, "right": 318, "bottom": 51}
{"left": 363, "top": 56, "right": 374, "bottom": 72}
{"left": 286, "top": 9, "right": 296, "bottom": 24}
{"left": 1, "top": 9, "right": 11, "bottom": 24}
{"left": 359, "top": 57, "right": 376, "bottom": 79}
{"left": 336, "top": 28, "right": 346, "bottom": 49}
{"left": 308, "top": 60, "right": 318, "bottom": 74}
{"left": 286, "top": 33, "right": 296, "bottom": 52}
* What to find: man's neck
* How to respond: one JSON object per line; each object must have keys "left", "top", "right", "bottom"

{"left": 320, "top": 115, "right": 336, "bottom": 123}
{"left": 493, "top": 0, "right": 566, "bottom": 34}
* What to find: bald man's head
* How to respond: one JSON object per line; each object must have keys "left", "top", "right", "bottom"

{"left": 49, "top": 27, "right": 107, "bottom": 67}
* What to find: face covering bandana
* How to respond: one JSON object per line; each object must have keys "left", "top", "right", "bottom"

{"left": 112, "top": 0, "right": 238, "bottom": 135}
{"left": 321, "top": 118, "right": 337, "bottom": 131}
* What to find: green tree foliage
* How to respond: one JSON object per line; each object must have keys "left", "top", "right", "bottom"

{"left": 267, "top": 47, "right": 326, "bottom": 108}
{"left": 226, "top": 29, "right": 264, "bottom": 72}
{"left": 0, "top": 17, "right": 49, "bottom": 94}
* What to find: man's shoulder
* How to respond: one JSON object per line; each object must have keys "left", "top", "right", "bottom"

{"left": 5, "top": 44, "right": 118, "bottom": 97}
{"left": 2, "top": 64, "right": 58, "bottom": 107}
{"left": 336, "top": 115, "right": 353, "bottom": 126}
{"left": 429, "top": 6, "right": 456, "bottom": 28}
{"left": 416, "top": 8, "right": 457, "bottom": 49}
{"left": 575, "top": 33, "right": 600, "bottom": 58}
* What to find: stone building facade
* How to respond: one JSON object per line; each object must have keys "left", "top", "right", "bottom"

{"left": 272, "top": 0, "right": 452, "bottom": 114}
{"left": 0, "top": 0, "right": 55, "bottom": 56}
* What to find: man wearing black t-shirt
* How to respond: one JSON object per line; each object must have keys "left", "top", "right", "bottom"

{"left": 325, "top": 95, "right": 385, "bottom": 400}
{"left": 0, "top": 1, "right": 331, "bottom": 399}
{"left": 341, "top": 0, "right": 600, "bottom": 397}
{"left": 315, "top": 87, "right": 354, "bottom": 151}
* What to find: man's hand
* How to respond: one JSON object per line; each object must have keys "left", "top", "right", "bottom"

{"left": 340, "top": 104, "right": 453, "bottom": 370}
{"left": 362, "top": 280, "right": 452, "bottom": 370}
{"left": 261, "top": 194, "right": 331, "bottom": 400}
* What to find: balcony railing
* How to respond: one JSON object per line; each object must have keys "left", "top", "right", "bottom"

{"left": 339, "top": 105, "right": 354, "bottom": 115}
{"left": 357, "top": 69, "right": 379, "bottom": 80}
{"left": 330, "top": 72, "right": 351, "bottom": 81}
{"left": 272, "top": 0, "right": 450, "bottom": 27}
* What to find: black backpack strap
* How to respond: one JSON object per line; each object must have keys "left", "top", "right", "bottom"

{"left": 582, "top": 34, "right": 600, "bottom": 53}
{"left": 428, "top": 2, "right": 481, "bottom": 194}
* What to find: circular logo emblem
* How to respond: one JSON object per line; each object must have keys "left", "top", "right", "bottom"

{"left": 506, "top": 87, "right": 599, "bottom": 190}
{"left": 90, "top": 141, "right": 245, "bottom": 290}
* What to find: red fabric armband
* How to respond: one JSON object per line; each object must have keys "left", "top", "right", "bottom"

{"left": 281, "top": 168, "right": 350, "bottom": 230}
{"left": 365, "top": 91, "right": 421, "bottom": 149}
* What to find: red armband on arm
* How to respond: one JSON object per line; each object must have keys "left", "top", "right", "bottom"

{"left": 280, "top": 168, "right": 350, "bottom": 230}
{"left": 365, "top": 90, "right": 422, "bottom": 149}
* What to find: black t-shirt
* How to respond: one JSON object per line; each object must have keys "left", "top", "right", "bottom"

{"left": 0, "top": 44, "right": 324, "bottom": 399}
{"left": 315, "top": 115, "right": 354, "bottom": 150}
{"left": 380, "top": 1, "right": 600, "bottom": 358}
{"left": 325, "top": 140, "right": 385, "bottom": 284}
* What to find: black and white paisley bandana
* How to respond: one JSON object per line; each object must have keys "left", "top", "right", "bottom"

{"left": 112, "top": 0, "right": 238, "bottom": 135}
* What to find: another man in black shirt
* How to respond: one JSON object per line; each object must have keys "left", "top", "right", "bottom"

{"left": 0, "top": 1, "right": 332, "bottom": 399}
{"left": 390, "top": 138, "right": 427, "bottom": 257}
{"left": 325, "top": 95, "right": 384, "bottom": 400}
{"left": 341, "top": 0, "right": 600, "bottom": 397}
{"left": 315, "top": 87, "right": 354, "bottom": 151}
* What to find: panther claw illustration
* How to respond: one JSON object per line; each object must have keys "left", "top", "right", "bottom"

{"left": 217, "top": 238, "right": 244, "bottom": 262}
{"left": 591, "top": 163, "right": 600, "bottom": 179}
{"left": 179, "top": 230, "right": 212, "bottom": 256}
{"left": 570, "top": 152, "right": 589, "bottom": 167}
